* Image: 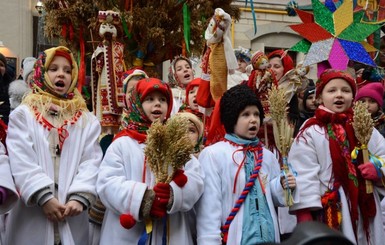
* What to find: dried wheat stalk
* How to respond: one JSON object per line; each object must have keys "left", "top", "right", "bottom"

{"left": 145, "top": 116, "right": 194, "bottom": 183}
{"left": 352, "top": 101, "right": 374, "bottom": 193}
{"left": 165, "top": 115, "right": 194, "bottom": 183}
{"left": 144, "top": 120, "right": 167, "bottom": 183}
{"left": 268, "top": 86, "right": 295, "bottom": 205}
{"left": 268, "top": 86, "right": 294, "bottom": 157}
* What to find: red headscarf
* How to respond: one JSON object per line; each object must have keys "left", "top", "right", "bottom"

{"left": 185, "top": 78, "right": 201, "bottom": 104}
{"left": 114, "top": 78, "right": 173, "bottom": 143}
{"left": 179, "top": 78, "right": 204, "bottom": 121}
{"left": 267, "top": 49, "right": 294, "bottom": 75}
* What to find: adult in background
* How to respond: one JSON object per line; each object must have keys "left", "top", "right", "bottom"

{"left": 0, "top": 53, "right": 11, "bottom": 124}
{"left": 8, "top": 57, "right": 36, "bottom": 111}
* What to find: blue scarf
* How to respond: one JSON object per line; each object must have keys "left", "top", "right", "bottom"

{"left": 224, "top": 134, "right": 275, "bottom": 244}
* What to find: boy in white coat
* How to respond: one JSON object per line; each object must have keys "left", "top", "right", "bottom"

{"left": 289, "top": 69, "right": 385, "bottom": 245}
{"left": 196, "top": 84, "right": 297, "bottom": 245}
{"left": 5, "top": 46, "right": 103, "bottom": 245}
{"left": 97, "top": 77, "right": 204, "bottom": 245}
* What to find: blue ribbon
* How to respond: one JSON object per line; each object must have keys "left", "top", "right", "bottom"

{"left": 245, "top": 0, "right": 257, "bottom": 34}
{"left": 138, "top": 217, "right": 168, "bottom": 245}
{"left": 369, "top": 154, "right": 385, "bottom": 178}
{"left": 281, "top": 157, "right": 298, "bottom": 177}
{"left": 351, "top": 147, "right": 385, "bottom": 178}
{"left": 138, "top": 228, "right": 149, "bottom": 245}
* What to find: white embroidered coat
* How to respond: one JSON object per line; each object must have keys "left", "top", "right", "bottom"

{"left": 4, "top": 105, "right": 103, "bottom": 245}
{"left": 288, "top": 124, "right": 385, "bottom": 245}
{"left": 96, "top": 136, "right": 204, "bottom": 245}
{"left": 196, "top": 141, "right": 296, "bottom": 245}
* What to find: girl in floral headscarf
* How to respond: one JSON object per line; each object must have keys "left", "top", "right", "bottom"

{"left": 5, "top": 46, "right": 103, "bottom": 245}
{"left": 97, "top": 77, "right": 204, "bottom": 245}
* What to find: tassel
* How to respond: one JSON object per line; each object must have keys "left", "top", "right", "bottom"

{"left": 120, "top": 213, "right": 136, "bottom": 229}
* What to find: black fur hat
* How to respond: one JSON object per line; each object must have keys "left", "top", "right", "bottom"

{"left": 220, "top": 84, "right": 264, "bottom": 133}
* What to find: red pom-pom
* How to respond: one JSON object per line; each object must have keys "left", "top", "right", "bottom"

{"left": 173, "top": 169, "right": 188, "bottom": 187}
{"left": 120, "top": 213, "right": 136, "bottom": 229}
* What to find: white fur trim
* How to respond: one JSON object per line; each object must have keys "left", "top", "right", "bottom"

{"left": 22, "top": 57, "right": 37, "bottom": 82}
{"left": 8, "top": 79, "right": 31, "bottom": 110}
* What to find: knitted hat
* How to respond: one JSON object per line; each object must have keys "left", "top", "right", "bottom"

{"left": 302, "top": 86, "right": 316, "bottom": 110}
{"left": 315, "top": 69, "right": 356, "bottom": 98}
{"left": 22, "top": 57, "right": 37, "bottom": 83}
{"left": 220, "top": 84, "right": 264, "bottom": 133}
{"left": 122, "top": 68, "right": 148, "bottom": 93}
{"left": 355, "top": 82, "right": 384, "bottom": 107}
{"left": 267, "top": 49, "right": 294, "bottom": 75}
{"left": 175, "top": 112, "right": 204, "bottom": 139}
{"left": 0, "top": 53, "right": 6, "bottom": 66}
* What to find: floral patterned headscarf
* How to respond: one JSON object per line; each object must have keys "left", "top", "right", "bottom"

{"left": 30, "top": 46, "right": 79, "bottom": 99}
{"left": 116, "top": 78, "right": 173, "bottom": 143}
{"left": 22, "top": 46, "right": 88, "bottom": 123}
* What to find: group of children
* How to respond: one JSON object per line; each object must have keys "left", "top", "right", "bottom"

{"left": 0, "top": 44, "right": 384, "bottom": 245}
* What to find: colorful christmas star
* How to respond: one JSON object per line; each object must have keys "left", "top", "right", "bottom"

{"left": 289, "top": 0, "right": 381, "bottom": 75}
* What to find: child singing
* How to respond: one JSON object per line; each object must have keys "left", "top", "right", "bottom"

{"left": 5, "top": 46, "right": 103, "bottom": 245}
{"left": 196, "top": 84, "right": 297, "bottom": 244}
{"left": 97, "top": 77, "right": 204, "bottom": 245}
{"left": 289, "top": 69, "right": 385, "bottom": 245}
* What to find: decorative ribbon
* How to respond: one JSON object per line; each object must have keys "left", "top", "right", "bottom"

{"left": 221, "top": 145, "right": 263, "bottom": 243}
{"left": 351, "top": 145, "right": 385, "bottom": 178}
{"left": 69, "top": 24, "right": 74, "bottom": 41}
{"left": 138, "top": 157, "right": 168, "bottom": 245}
{"left": 245, "top": 0, "right": 257, "bottom": 34}
{"left": 61, "top": 25, "right": 67, "bottom": 39}
{"left": 138, "top": 218, "right": 152, "bottom": 245}
{"left": 121, "top": 16, "right": 132, "bottom": 39}
{"left": 77, "top": 25, "right": 86, "bottom": 93}
{"left": 138, "top": 216, "right": 168, "bottom": 245}
{"left": 183, "top": 2, "right": 191, "bottom": 53}
{"left": 281, "top": 156, "right": 297, "bottom": 206}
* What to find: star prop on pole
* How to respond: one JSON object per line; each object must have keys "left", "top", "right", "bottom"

{"left": 289, "top": 0, "right": 381, "bottom": 75}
